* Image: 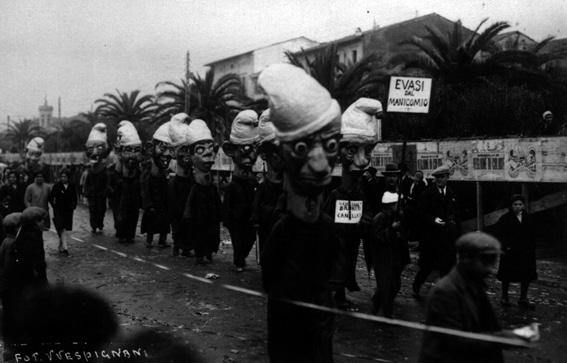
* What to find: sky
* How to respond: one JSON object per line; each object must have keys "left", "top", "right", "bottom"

{"left": 1, "top": 0, "right": 566, "bottom": 125}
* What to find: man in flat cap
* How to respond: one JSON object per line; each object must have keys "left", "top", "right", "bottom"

{"left": 413, "top": 165, "right": 461, "bottom": 297}
{"left": 419, "top": 232, "right": 505, "bottom": 362}
{"left": 259, "top": 63, "right": 343, "bottom": 362}
{"left": 222, "top": 110, "right": 260, "bottom": 272}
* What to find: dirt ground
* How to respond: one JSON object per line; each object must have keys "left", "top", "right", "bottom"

{"left": 2, "top": 205, "right": 566, "bottom": 362}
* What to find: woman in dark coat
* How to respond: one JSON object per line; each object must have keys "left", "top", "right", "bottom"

{"left": 49, "top": 169, "right": 77, "bottom": 255}
{"left": 494, "top": 194, "right": 537, "bottom": 308}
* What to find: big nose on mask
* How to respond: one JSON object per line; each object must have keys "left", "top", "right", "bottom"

{"left": 307, "top": 145, "right": 331, "bottom": 178}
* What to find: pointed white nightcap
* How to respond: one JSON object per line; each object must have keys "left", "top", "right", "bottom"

{"left": 258, "top": 63, "right": 341, "bottom": 142}
{"left": 341, "top": 98, "right": 382, "bottom": 143}
{"left": 26, "top": 137, "right": 45, "bottom": 152}
{"left": 153, "top": 121, "right": 173, "bottom": 144}
{"left": 229, "top": 110, "right": 259, "bottom": 145}
{"left": 117, "top": 120, "right": 142, "bottom": 147}
{"left": 187, "top": 119, "right": 213, "bottom": 146}
{"left": 85, "top": 123, "right": 108, "bottom": 146}
{"left": 258, "top": 109, "right": 276, "bottom": 144}
{"left": 168, "top": 113, "right": 191, "bottom": 147}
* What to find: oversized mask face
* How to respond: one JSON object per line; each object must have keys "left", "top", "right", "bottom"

{"left": 119, "top": 144, "right": 142, "bottom": 170}
{"left": 340, "top": 141, "right": 376, "bottom": 172}
{"left": 152, "top": 140, "right": 173, "bottom": 170}
{"left": 191, "top": 140, "right": 218, "bottom": 172}
{"left": 231, "top": 144, "right": 258, "bottom": 171}
{"left": 86, "top": 142, "right": 108, "bottom": 165}
{"left": 175, "top": 144, "right": 192, "bottom": 170}
{"left": 26, "top": 150, "right": 42, "bottom": 166}
{"left": 281, "top": 124, "right": 340, "bottom": 196}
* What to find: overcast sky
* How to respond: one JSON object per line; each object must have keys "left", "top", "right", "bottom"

{"left": 1, "top": 0, "right": 566, "bottom": 125}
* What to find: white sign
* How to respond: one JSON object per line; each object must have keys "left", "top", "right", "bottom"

{"left": 387, "top": 76, "right": 432, "bottom": 113}
{"left": 334, "top": 200, "right": 363, "bottom": 224}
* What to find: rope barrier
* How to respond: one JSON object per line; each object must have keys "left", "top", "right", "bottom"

{"left": 66, "top": 235, "right": 535, "bottom": 350}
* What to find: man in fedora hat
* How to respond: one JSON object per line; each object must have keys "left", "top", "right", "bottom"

{"left": 413, "top": 165, "right": 461, "bottom": 297}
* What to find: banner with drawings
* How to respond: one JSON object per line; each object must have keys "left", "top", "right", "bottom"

{"left": 370, "top": 137, "right": 567, "bottom": 183}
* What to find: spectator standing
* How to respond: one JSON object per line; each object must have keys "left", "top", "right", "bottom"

{"left": 24, "top": 172, "right": 51, "bottom": 229}
{"left": 0, "top": 171, "right": 25, "bottom": 214}
{"left": 413, "top": 165, "right": 460, "bottom": 297}
{"left": 494, "top": 194, "right": 537, "bottom": 309}
{"left": 49, "top": 169, "right": 77, "bottom": 256}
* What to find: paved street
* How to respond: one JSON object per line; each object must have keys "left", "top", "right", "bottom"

{"left": 3, "top": 204, "right": 566, "bottom": 362}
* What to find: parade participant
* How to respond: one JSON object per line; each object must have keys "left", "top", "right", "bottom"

{"left": 222, "top": 110, "right": 259, "bottom": 272}
{"left": 494, "top": 194, "right": 537, "bottom": 309}
{"left": 112, "top": 121, "right": 143, "bottom": 245}
{"left": 252, "top": 109, "right": 284, "bottom": 257}
{"left": 0, "top": 170, "right": 26, "bottom": 214}
{"left": 371, "top": 192, "right": 410, "bottom": 317}
{"left": 21, "top": 137, "right": 51, "bottom": 185}
{"left": 260, "top": 63, "right": 343, "bottom": 362}
{"left": 84, "top": 123, "right": 110, "bottom": 234}
{"left": 167, "top": 113, "right": 194, "bottom": 256}
{"left": 183, "top": 119, "right": 221, "bottom": 264}
{"left": 107, "top": 151, "right": 122, "bottom": 237}
{"left": 23, "top": 172, "right": 51, "bottom": 229}
{"left": 413, "top": 165, "right": 461, "bottom": 297}
{"left": 141, "top": 121, "right": 173, "bottom": 249}
{"left": 419, "top": 232, "right": 506, "bottom": 363}
{"left": 323, "top": 97, "right": 382, "bottom": 311}
{"left": 49, "top": 169, "right": 77, "bottom": 255}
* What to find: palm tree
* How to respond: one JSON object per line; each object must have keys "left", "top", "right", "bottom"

{"left": 95, "top": 90, "right": 156, "bottom": 141}
{"left": 79, "top": 110, "right": 101, "bottom": 126}
{"left": 155, "top": 69, "right": 247, "bottom": 143}
{"left": 285, "top": 43, "right": 389, "bottom": 109}
{"left": 5, "top": 119, "right": 44, "bottom": 152}
{"left": 398, "top": 19, "right": 510, "bottom": 82}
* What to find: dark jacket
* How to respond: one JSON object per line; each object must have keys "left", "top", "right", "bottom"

{"left": 494, "top": 210, "right": 537, "bottom": 282}
{"left": 0, "top": 183, "right": 26, "bottom": 214}
{"left": 419, "top": 266, "right": 503, "bottom": 363}
{"left": 49, "top": 182, "right": 77, "bottom": 211}
{"left": 84, "top": 166, "right": 108, "bottom": 198}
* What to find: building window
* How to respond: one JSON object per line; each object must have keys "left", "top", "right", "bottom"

{"left": 231, "top": 63, "right": 234, "bottom": 69}
{"left": 352, "top": 50, "right": 357, "bottom": 63}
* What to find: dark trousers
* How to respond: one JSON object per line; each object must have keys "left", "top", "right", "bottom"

{"left": 87, "top": 196, "right": 106, "bottom": 230}
{"left": 373, "top": 266, "right": 403, "bottom": 317}
{"left": 109, "top": 197, "right": 120, "bottom": 232}
{"left": 228, "top": 224, "right": 256, "bottom": 268}
{"left": 117, "top": 208, "right": 139, "bottom": 241}
{"left": 171, "top": 219, "right": 192, "bottom": 251}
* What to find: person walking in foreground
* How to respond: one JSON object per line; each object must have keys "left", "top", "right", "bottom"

{"left": 49, "top": 169, "right": 77, "bottom": 256}
{"left": 24, "top": 172, "right": 51, "bottom": 229}
{"left": 494, "top": 194, "right": 537, "bottom": 309}
{"left": 260, "top": 63, "right": 343, "bottom": 363}
{"left": 419, "top": 231, "right": 537, "bottom": 363}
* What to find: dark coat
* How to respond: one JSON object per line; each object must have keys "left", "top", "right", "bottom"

{"left": 0, "top": 183, "right": 26, "bottom": 214}
{"left": 262, "top": 213, "right": 340, "bottom": 363}
{"left": 419, "top": 266, "right": 503, "bottom": 363}
{"left": 494, "top": 210, "right": 537, "bottom": 282}
{"left": 418, "top": 184, "right": 461, "bottom": 273}
{"left": 49, "top": 182, "right": 77, "bottom": 231}
{"left": 117, "top": 171, "right": 142, "bottom": 241}
{"left": 84, "top": 166, "right": 108, "bottom": 198}
{"left": 251, "top": 179, "right": 282, "bottom": 254}
{"left": 184, "top": 183, "right": 221, "bottom": 258}
{"left": 140, "top": 169, "right": 170, "bottom": 234}
{"left": 167, "top": 174, "right": 193, "bottom": 222}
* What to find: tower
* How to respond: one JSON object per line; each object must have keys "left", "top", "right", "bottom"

{"left": 38, "top": 97, "right": 53, "bottom": 128}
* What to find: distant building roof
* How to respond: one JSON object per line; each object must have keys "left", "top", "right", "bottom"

{"left": 540, "top": 38, "right": 567, "bottom": 53}
{"left": 493, "top": 31, "right": 536, "bottom": 44}
{"left": 204, "top": 36, "right": 319, "bottom": 66}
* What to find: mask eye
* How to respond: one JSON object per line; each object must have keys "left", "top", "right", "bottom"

{"left": 195, "top": 145, "right": 206, "bottom": 155}
{"left": 346, "top": 145, "right": 358, "bottom": 156}
{"left": 324, "top": 138, "right": 338, "bottom": 153}
{"left": 293, "top": 141, "right": 308, "bottom": 157}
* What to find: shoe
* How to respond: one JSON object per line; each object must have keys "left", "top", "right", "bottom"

{"left": 91, "top": 228, "right": 97, "bottom": 234}
{"left": 518, "top": 299, "right": 535, "bottom": 310}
